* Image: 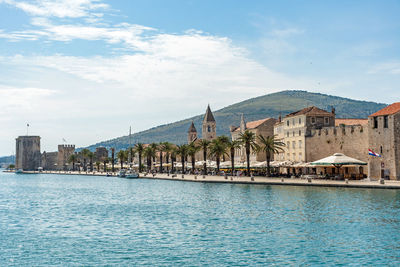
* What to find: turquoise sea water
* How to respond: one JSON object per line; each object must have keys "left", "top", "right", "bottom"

{"left": 1, "top": 170, "right": 400, "bottom": 266}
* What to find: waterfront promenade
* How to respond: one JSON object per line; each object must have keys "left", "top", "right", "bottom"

{"left": 6, "top": 170, "right": 400, "bottom": 189}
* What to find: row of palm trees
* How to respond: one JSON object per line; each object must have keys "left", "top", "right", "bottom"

{"left": 67, "top": 130, "right": 285, "bottom": 176}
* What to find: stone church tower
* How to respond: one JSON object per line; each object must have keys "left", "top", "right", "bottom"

{"left": 187, "top": 121, "right": 198, "bottom": 143}
{"left": 202, "top": 105, "right": 216, "bottom": 141}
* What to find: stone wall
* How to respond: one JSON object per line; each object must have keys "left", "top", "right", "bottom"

{"left": 305, "top": 125, "right": 368, "bottom": 164}
{"left": 58, "top": 145, "right": 75, "bottom": 170}
{"left": 42, "top": 151, "right": 58, "bottom": 170}
{"left": 15, "top": 136, "right": 41, "bottom": 171}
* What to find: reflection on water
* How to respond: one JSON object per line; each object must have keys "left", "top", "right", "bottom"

{"left": 1, "top": 171, "right": 400, "bottom": 265}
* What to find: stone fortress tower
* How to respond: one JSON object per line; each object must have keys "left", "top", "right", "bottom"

{"left": 368, "top": 103, "right": 400, "bottom": 180}
{"left": 187, "top": 121, "right": 198, "bottom": 143}
{"left": 202, "top": 105, "right": 216, "bottom": 141}
{"left": 57, "top": 144, "right": 75, "bottom": 170}
{"left": 15, "top": 136, "right": 41, "bottom": 171}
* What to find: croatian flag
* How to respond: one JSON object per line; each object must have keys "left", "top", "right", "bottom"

{"left": 368, "top": 149, "right": 381, "bottom": 157}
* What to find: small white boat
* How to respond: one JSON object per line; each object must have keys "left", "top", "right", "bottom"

{"left": 125, "top": 169, "right": 139, "bottom": 179}
{"left": 15, "top": 169, "right": 23, "bottom": 174}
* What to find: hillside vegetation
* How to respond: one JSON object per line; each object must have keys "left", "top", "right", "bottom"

{"left": 84, "top": 90, "right": 386, "bottom": 151}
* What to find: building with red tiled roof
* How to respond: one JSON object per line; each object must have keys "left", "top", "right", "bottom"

{"left": 230, "top": 115, "right": 277, "bottom": 162}
{"left": 369, "top": 102, "right": 400, "bottom": 117}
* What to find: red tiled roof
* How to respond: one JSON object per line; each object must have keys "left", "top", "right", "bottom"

{"left": 369, "top": 103, "right": 400, "bottom": 117}
{"left": 335, "top": 118, "right": 368, "bottom": 126}
{"left": 285, "top": 106, "right": 333, "bottom": 118}
{"left": 234, "top": 118, "right": 272, "bottom": 132}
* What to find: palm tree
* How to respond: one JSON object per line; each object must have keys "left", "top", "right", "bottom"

{"left": 226, "top": 140, "right": 241, "bottom": 175}
{"left": 158, "top": 142, "right": 167, "bottom": 173}
{"left": 208, "top": 138, "right": 228, "bottom": 174}
{"left": 95, "top": 161, "right": 101, "bottom": 172}
{"left": 187, "top": 141, "right": 200, "bottom": 173}
{"left": 88, "top": 151, "right": 94, "bottom": 172}
{"left": 176, "top": 144, "right": 188, "bottom": 174}
{"left": 238, "top": 130, "right": 258, "bottom": 176}
{"left": 149, "top": 143, "right": 158, "bottom": 165}
{"left": 257, "top": 135, "right": 286, "bottom": 176}
{"left": 143, "top": 146, "right": 153, "bottom": 171}
{"left": 68, "top": 153, "right": 78, "bottom": 171}
{"left": 217, "top": 135, "right": 230, "bottom": 161}
{"left": 111, "top": 148, "right": 115, "bottom": 172}
{"left": 117, "top": 150, "right": 127, "bottom": 169}
{"left": 170, "top": 146, "right": 177, "bottom": 173}
{"left": 198, "top": 139, "right": 210, "bottom": 175}
{"left": 134, "top": 143, "right": 145, "bottom": 172}
{"left": 103, "top": 157, "right": 109, "bottom": 172}
{"left": 80, "top": 148, "right": 91, "bottom": 171}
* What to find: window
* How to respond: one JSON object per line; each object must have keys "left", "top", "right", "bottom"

{"left": 299, "top": 152, "right": 302, "bottom": 160}
{"left": 292, "top": 141, "right": 296, "bottom": 149}
{"left": 287, "top": 132, "right": 289, "bottom": 137}
{"left": 293, "top": 131, "right": 295, "bottom": 137}
{"left": 298, "top": 140, "right": 302, "bottom": 148}
{"left": 384, "top": 116, "right": 388, "bottom": 128}
{"left": 299, "top": 118, "right": 302, "bottom": 124}
{"left": 380, "top": 146, "right": 383, "bottom": 155}
{"left": 299, "top": 130, "right": 301, "bottom": 136}
{"left": 311, "top": 117, "right": 316, "bottom": 124}
{"left": 287, "top": 141, "right": 290, "bottom": 149}
{"left": 292, "top": 153, "right": 296, "bottom": 161}
{"left": 208, "top": 125, "right": 211, "bottom": 132}
{"left": 287, "top": 120, "right": 290, "bottom": 126}
{"left": 324, "top": 117, "right": 329, "bottom": 125}
{"left": 373, "top": 117, "right": 378, "bottom": 129}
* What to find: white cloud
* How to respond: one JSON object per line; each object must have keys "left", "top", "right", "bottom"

{"left": 1, "top": 0, "right": 109, "bottom": 18}
{"left": 367, "top": 61, "right": 400, "bottom": 75}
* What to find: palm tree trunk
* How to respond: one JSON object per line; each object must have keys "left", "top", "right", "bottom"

{"left": 120, "top": 160, "right": 123, "bottom": 169}
{"left": 246, "top": 145, "right": 250, "bottom": 176}
{"left": 191, "top": 156, "right": 195, "bottom": 173}
{"left": 203, "top": 149, "right": 207, "bottom": 175}
{"left": 84, "top": 158, "right": 87, "bottom": 171}
{"left": 171, "top": 157, "right": 175, "bottom": 173}
{"left": 181, "top": 156, "right": 185, "bottom": 174}
{"left": 266, "top": 152, "right": 271, "bottom": 177}
{"left": 72, "top": 161, "right": 75, "bottom": 171}
{"left": 111, "top": 151, "right": 115, "bottom": 173}
{"left": 139, "top": 153, "right": 142, "bottom": 172}
{"left": 160, "top": 152, "right": 163, "bottom": 173}
{"left": 231, "top": 149, "right": 235, "bottom": 176}
{"left": 166, "top": 153, "right": 170, "bottom": 172}
{"left": 216, "top": 156, "right": 220, "bottom": 174}
{"left": 103, "top": 161, "right": 106, "bottom": 172}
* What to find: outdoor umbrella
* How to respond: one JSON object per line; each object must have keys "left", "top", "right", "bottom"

{"left": 310, "top": 153, "right": 367, "bottom": 177}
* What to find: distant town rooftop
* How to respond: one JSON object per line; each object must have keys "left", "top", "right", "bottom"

{"left": 285, "top": 106, "right": 333, "bottom": 118}
{"left": 335, "top": 118, "right": 368, "bottom": 126}
{"left": 233, "top": 118, "right": 273, "bottom": 132}
{"left": 369, "top": 102, "right": 400, "bottom": 117}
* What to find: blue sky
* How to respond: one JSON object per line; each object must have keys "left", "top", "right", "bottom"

{"left": 0, "top": 0, "right": 399, "bottom": 155}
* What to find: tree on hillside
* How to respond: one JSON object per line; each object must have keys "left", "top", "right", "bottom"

{"left": 208, "top": 138, "right": 228, "bottom": 174}
{"left": 198, "top": 139, "right": 210, "bottom": 175}
{"left": 257, "top": 135, "right": 285, "bottom": 177}
{"left": 238, "top": 130, "right": 258, "bottom": 176}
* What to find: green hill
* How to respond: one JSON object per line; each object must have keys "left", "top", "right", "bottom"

{"left": 84, "top": 90, "right": 386, "bottom": 151}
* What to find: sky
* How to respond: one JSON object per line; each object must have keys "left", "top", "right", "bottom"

{"left": 0, "top": 0, "right": 399, "bottom": 156}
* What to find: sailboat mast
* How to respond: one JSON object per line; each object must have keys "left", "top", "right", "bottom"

{"left": 129, "top": 126, "right": 132, "bottom": 164}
